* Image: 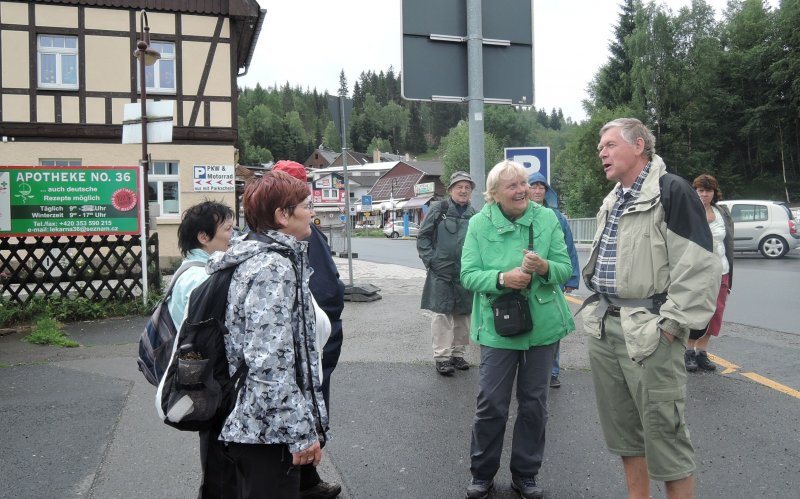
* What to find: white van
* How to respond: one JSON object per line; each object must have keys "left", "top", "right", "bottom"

{"left": 717, "top": 200, "right": 800, "bottom": 259}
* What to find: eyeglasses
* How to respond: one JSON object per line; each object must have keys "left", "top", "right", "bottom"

{"left": 289, "top": 200, "right": 314, "bottom": 211}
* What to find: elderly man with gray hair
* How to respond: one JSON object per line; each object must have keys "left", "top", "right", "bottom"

{"left": 581, "top": 118, "right": 720, "bottom": 499}
{"left": 417, "top": 171, "right": 477, "bottom": 376}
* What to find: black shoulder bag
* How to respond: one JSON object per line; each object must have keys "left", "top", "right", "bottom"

{"left": 492, "top": 224, "right": 534, "bottom": 337}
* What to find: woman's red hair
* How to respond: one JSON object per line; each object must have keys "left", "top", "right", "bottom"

{"left": 243, "top": 171, "right": 308, "bottom": 232}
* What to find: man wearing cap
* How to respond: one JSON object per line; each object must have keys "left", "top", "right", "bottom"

{"left": 272, "top": 160, "right": 343, "bottom": 499}
{"left": 527, "top": 172, "right": 580, "bottom": 388}
{"left": 417, "top": 171, "right": 476, "bottom": 375}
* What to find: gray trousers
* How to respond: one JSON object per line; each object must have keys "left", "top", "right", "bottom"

{"left": 470, "top": 343, "right": 556, "bottom": 480}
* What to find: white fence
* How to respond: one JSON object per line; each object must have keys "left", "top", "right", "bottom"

{"left": 566, "top": 218, "right": 597, "bottom": 244}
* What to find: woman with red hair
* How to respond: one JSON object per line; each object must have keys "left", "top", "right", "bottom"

{"left": 206, "top": 170, "right": 329, "bottom": 498}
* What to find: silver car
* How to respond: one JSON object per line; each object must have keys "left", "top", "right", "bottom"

{"left": 717, "top": 200, "right": 800, "bottom": 258}
{"left": 383, "top": 221, "right": 420, "bottom": 238}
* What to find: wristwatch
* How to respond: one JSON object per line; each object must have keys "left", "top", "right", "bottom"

{"left": 498, "top": 272, "right": 505, "bottom": 287}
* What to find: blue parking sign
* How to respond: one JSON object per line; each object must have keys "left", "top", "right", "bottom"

{"left": 505, "top": 147, "right": 550, "bottom": 184}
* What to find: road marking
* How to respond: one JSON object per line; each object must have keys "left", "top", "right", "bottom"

{"left": 565, "top": 302, "right": 799, "bottom": 400}
{"left": 566, "top": 295, "right": 583, "bottom": 305}
{"left": 708, "top": 353, "right": 740, "bottom": 374}
{"left": 708, "top": 353, "right": 800, "bottom": 400}
{"left": 740, "top": 372, "right": 800, "bottom": 400}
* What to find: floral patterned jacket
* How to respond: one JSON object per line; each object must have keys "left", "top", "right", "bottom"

{"left": 208, "top": 230, "right": 328, "bottom": 453}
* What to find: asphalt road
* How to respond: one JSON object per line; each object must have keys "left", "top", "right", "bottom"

{"left": 350, "top": 237, "right": 799, "bottom": 335}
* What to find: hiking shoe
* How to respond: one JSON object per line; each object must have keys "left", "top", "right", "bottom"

{"left": 684, "top": 350, "right": 698, "bottom": 372}
{"left": 436, "top": 359, "right": 455, "bottom": 376}
{"left": 465, "top": 478, "right": 494, "bottom": 498}
{"left": 696, "top": 351, "right": 717, "bottom": 371}
{"left": 511, "top": 475, "right": 543, "bottom": 499}
{"left": 451, "top": 357, "right": 470, "bottom": 370}
{"left": 549, "top": 376, "right": 561, "bottom": 388}
{"left": 300, "top": 481, "right": 342, "bottom": 499}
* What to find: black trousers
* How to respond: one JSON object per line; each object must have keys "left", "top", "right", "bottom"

{"left": 226, "top": 442, "right": 300, "bottom": 499}
{"left": 198, "top": 420, "right": 237, "bottom": 499}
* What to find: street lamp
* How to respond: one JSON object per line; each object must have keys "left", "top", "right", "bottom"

{"left": 133, "top": 9, "right": 160, "bottom": 234}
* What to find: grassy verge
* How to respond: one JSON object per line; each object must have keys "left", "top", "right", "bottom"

{"left": 353, "top": 229, "right": 385, "bottom": 237}
{"left": 24, "top": 317, "right": 79, "bottom": 348}
{"left": 1, "top": 292, "right": 161, "bottom": 328}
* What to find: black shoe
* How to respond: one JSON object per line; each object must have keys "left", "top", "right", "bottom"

{"left": 696, "top": 351, "right": 717, "bottom": 371}
{"left": 300, "top": 481, "right": 342, "bottom": 499}
{"left": 511, "top": 475, "right": 543, "bottom": 499}
{"left": 684, "top": 350, "right": 698, "bottom": 372}
{"left": 465, "top": 478, "right": 494, "bottom": 499}
{"left": 549, "top": 375, "right": 561, "bottom": 388}
{"left": 436, "top": 359, "right": 455, "bottom": 376}
{"left": 451, "top": 357, "right": 470, "bottom": 370}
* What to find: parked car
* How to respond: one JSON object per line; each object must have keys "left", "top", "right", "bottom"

{"left": 383, "top": 221, "right": 420, "bottom": 238}
{"left": 717, "top": 200, "right": 800, "bottom": 258}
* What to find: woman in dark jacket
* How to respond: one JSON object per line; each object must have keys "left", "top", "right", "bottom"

{"left": 686, "top": 174, "right": 734, "bottom": 372}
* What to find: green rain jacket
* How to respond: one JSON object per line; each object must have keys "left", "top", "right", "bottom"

{"left": 460, "top": 201, "right": 575, "bottom": 349}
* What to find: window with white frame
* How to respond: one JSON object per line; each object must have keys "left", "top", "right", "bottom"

{"left": 39, "top": 159, "right": 82, "bottom": 166}
{"left": 321, "top": 189, "right": 340, "bottom": 200}
{"left": 38, "top": 35, "right": 79, "bottom": 89}
{"left": 148, "top": 161, "right": 180, "bottom": 216}
{"left": 145, "top": 41, "right": 176, "bottom": 94}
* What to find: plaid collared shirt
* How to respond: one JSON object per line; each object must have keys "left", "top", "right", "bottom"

{"left": 590, "top": 162, "right": 652, "bottom": 297}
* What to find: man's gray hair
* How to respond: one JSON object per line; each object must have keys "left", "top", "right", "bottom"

{"left": 600, "top": 118, "right": 656, "bottom": 159}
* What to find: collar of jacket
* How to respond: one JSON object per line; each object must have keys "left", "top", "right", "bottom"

{"left": 601, "top": 154, "right": 667, "bottom": 214}
{"left": 247, "top": 229, "right": 308, "bottom": 254}
{"left": 481, "top": 201, "right": 538, "bottom": 234}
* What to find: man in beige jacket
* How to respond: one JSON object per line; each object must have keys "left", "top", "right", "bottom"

{"left": 581, "top": 118, "right": 720, "bottom": 499}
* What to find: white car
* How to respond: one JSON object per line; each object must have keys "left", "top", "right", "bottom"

{"left": 717, "top": 200, "right": 800, "bottom": 259}
{"left": 383, "top": 221, "right": 420, "bottom": 238}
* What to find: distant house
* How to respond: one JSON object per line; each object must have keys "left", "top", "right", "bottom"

{"left": 0, "top": 0, "right": 264, "bottom": 265}
{"left": 303, "top": 146, "right": 337, "bottom": 170}
{"left": 367, "top": 161, "right": 446, "bottom": 225}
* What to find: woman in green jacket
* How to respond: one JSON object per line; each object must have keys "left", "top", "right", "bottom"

{"left": 461, "top": 160, "right": 575, "bottom": 499}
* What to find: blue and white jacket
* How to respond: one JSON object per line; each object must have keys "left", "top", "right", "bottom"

{"left": 208, "top": 230, "right": 328, "bottom": 453}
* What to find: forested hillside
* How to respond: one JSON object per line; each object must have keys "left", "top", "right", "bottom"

{"left": 238, "top": 0, "right": 799, "bottom": 217}
{"left": 237, "top": 68, "right": 570, "bottom": 170}
{"left": 558, "top": 0, "right": 800, "bottom": 216}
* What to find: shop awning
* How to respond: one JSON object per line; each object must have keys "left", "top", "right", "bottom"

{"left": 404, "top": 195, "right": 435, "bottom": 209}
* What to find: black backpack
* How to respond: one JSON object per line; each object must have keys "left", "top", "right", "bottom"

{"left": 156, "top": 244, "right": 301, "bottom": 432}
{"left": 155, "top": 264, "right": 242, "bottom": 431}
{"left": 137, "top": 261, "right": 205, "bottom": 386}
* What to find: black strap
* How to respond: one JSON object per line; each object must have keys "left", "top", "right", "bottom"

{"left": 526, "top": 223, "right": 535, "bottom": 290}
{"left": 528, "top": 223, "right": 534, "bottom": 252}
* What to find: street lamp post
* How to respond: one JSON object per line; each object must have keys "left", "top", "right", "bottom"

{"left": 390, "top": 178, "right": 397, "bottom": 224}
{"left": 132, "top": 9, "right": 160, "bottom": 302}
{"left": 133, "top": 9, "right": 160, "bottom": 235}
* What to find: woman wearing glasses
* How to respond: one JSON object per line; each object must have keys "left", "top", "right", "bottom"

{"left": 207, "top": 171, "right": 328, "bottom": 498}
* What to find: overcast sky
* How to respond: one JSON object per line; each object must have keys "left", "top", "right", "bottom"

{"left": 238, "top": 0, "right": 776, "bottom": 122}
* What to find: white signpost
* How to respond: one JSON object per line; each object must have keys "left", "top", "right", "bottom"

{"left": 193, "top": 165, "right": 235, "bottom": 192}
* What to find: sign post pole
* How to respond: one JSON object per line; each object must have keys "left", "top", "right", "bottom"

{"left": 339, "top": 96, "right": 354, "bottom": 288}
{"left": 467, "top": 0, "right": 486, "bottom": 209}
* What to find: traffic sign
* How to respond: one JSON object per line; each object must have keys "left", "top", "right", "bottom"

{"left": 339, "top": 214, "right": 347, "bottom": 223}
{"left": 361, "top": 195, "right": 373, "bottom": 211}
{"left": 401, "top": 0, "right": 533, "bottom": 104}
{"left": 505, "top": 147, "right": 550, "bottom": 184}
